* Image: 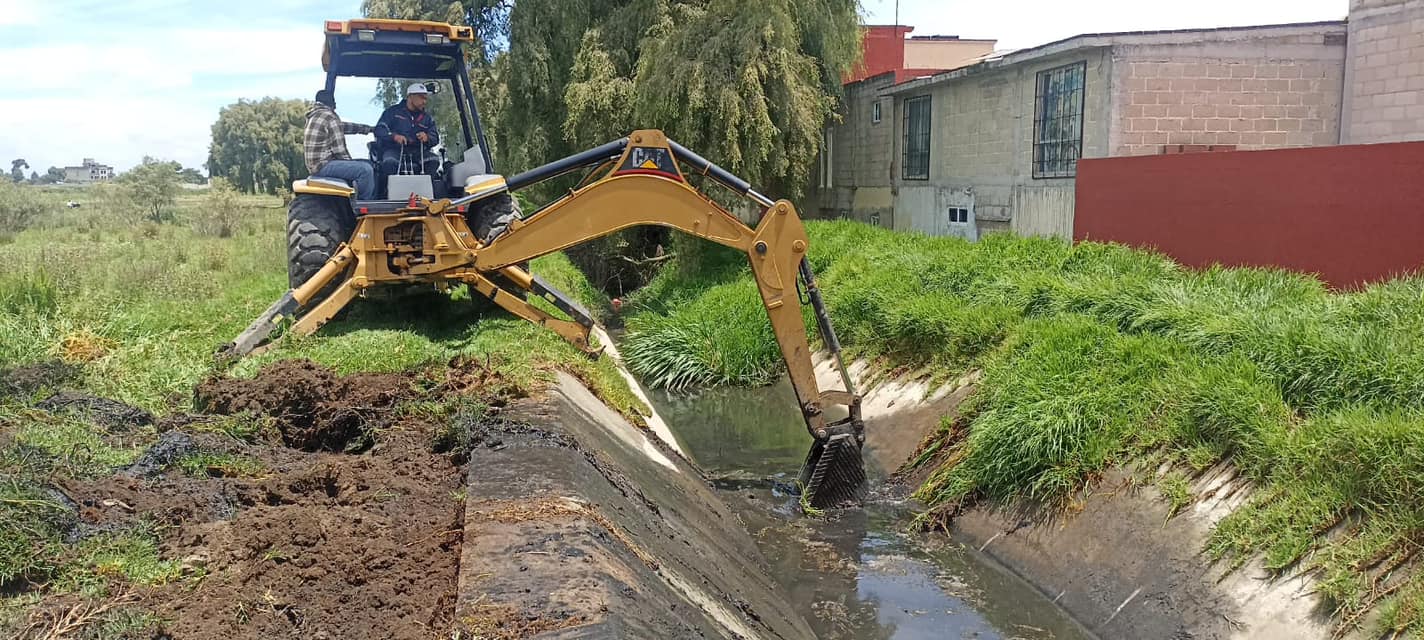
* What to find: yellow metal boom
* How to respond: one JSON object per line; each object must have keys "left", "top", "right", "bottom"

{"left": 223, "top": 130, "right": 865, "bottom": 507}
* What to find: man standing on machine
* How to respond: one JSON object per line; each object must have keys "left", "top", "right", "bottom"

{"left": 375, "top": 83, "right": 441, "bottom": 177}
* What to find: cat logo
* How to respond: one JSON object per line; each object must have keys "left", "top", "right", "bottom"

{"left": 616, "top": 146, "right": 682, "bottom": 180}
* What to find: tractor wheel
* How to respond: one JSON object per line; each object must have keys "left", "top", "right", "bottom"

{"left": 469, "top": 193, "right": 529, "bottom": 299}
{"left": 468, "top": 192, "right": 521, "bottom": 244}
{"left": 287, "top": 195, "right": 355, "bottom": 291}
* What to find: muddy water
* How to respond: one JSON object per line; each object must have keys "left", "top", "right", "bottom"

{"left": 648, "top": 378, "right": 1095, "bottom": 640}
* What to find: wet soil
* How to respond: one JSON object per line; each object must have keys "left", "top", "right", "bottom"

{"left": 20, "top": 359, "right": 515, "bottom": 639}
{"left": 193, "top": 359, "right": 417, "bottom": 452}
{"left": 0, "top": 360, "right": 80, "bottom": 398}
{"left": 37, "top": 390, "right": 154, "bottom": 430}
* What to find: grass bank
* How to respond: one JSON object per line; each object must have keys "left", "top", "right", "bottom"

{"left": 622, "top": 219, "right": 1424, "bottom": 637}
{"left": 0, "top": 183, "right": 637, "bottom": 634}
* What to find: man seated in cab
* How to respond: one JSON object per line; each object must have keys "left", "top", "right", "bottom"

{"left": 375, "top": 83, "right": 441, "bottom": 177}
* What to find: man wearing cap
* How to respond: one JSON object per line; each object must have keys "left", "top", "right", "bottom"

{"left": 303, "top": 89, "right": 377, "bottom": 199}
{"left": 374, "top": 83, "right": 441, "bottom": 177}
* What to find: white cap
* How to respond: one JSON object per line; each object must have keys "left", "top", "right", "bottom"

{"left": 406, "top": 83, "right": 430, "bottom": 96}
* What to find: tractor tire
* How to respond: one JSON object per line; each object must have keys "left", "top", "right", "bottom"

{"left": 287, "top": 195, "right": 356, "bottom": 291}
{"left": 468, "top": 193, "right": 529, "bottom": 300}
{"left": 468, "top": 192, "right": 521, "bottom": 244}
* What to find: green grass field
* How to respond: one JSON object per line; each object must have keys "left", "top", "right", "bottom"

{"left": 0, "top": 181, "right": 637, "bottom": 633}
{"left": 622, "top": 219, "right": 1424, "bottom": 637}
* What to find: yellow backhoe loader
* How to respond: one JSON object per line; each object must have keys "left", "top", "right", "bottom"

{"left": 221, "top": 19, "right": 865, "bottom": 508}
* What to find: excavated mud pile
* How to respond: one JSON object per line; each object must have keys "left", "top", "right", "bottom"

{"left": 47, "top": 360, "right": 509, "bottom": 639}
{"left": 193, "top": 359, "right": 414, "bottom": 452}
{"left": 0, "top": 360, "right": 80, "bottom": 398}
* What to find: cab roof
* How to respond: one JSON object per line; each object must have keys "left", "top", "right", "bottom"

{"left": 321, "top": 19, "right": 474, "bottom": 79}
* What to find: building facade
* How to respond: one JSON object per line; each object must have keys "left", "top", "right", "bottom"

{"left": 1342, "top": 0, "right": 1424, "bottom": 143}
{"left": 814, "top": 0, "right": 1424, "bottom": 240}
{"left": 63, "top": 158, "right": 115, "bottom": 183}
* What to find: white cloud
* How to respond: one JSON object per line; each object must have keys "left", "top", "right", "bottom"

{"left": 0, "top": 0, "right": 41, "bottom": 26}
{"left": 0, "top": 23, "right": 337, "bottom": 172}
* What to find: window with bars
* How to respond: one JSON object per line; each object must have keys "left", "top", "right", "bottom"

{"left": 902, "top": 96, "right": 931, "bottom": 180}
{"left": 1033, "top": 62, "right": 1086, "bottom": 179}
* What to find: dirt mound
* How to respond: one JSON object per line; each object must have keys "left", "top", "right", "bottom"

{"left": 22, "top": 358, "right": 526, "bottom": 638}
{"left": 194, "top": 360, "right": 414, "bottom": 452}
{"left": 0, "top": 360, "right": 79, "bottom": 398}
{"left": 37, "top": 391, "right": 154, "bottom": 430}
{"left": 66, "top": 411, "right": 468, "bottom": 638}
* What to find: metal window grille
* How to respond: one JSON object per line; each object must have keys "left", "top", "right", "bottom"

{"left": 1033, "top": 62, "right": 1086, "bottom": 179}
{"left": 902, "top": 96, "right": 931, "bottom": 180}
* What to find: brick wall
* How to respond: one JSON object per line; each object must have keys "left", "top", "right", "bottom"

{"left": 1343, "top": 0, "right": 1424, "bottom": 143}
{"left": 1112, "top": 34, "right": 1346, "bottom": 156}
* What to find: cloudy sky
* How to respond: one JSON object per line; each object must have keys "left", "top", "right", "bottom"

{"left": 0, "top": 0, "right": 1350, "bottom": 175}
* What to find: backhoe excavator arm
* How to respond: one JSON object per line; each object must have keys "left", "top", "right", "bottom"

{"left": 222, "top": 129, "right": 865, "bottom": 508}
{"left": 473, "top": 130, "right": 865, "bottom": 507}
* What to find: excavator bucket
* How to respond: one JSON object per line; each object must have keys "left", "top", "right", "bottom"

{"left": 800, "top": 426, "right": 866, "bottom": 509}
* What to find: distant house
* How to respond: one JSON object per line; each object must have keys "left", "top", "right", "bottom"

{"left": 812, "top": 0, "right": 1424, "bottom": 240}
{"left": 63, "top": 158, "right": 115, "bottom": 184}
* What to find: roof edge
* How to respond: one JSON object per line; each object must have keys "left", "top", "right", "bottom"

{"left": 880, "top": 19, "right": 1348, "bottom": 95}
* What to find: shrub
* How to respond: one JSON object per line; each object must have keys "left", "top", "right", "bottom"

{"left": 0, "top": 180, "right": 45, "bottom": 233}
{"left": 194, "top": 177, "right": 243, "bottom": 237}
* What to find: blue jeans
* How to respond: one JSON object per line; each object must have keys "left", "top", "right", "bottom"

{"left": 314, "top": 159, "right": 376, "bottom": 200}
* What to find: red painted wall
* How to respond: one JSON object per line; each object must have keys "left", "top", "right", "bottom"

{"left": 1074, "top": 142, "right": 1424, "bottom": 288}
{"left": 847, "top": 25, "right": 913, "bottom": 84}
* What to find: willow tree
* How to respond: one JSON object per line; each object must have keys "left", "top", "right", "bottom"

{"left": 207, "top": 98, "right": 308, "bottom": 194}
{"left": 362, "top": 0, "right": 859, "bottom": 198}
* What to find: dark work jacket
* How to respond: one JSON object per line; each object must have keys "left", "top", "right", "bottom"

{"left": 374, "top": 103, "right": 440, "bottom": 153}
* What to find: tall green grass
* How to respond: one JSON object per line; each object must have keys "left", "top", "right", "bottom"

{"left": 622, "top": 218, "right": 1424, "bottom": 635}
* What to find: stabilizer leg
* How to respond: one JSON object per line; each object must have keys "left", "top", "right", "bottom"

{"left": 461, "top": 272, "right": 601, "bottom": 356}
{"left": 218, "top": 247, "right": 358, "bottom": 362}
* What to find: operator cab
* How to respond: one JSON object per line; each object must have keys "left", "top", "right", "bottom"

{"left": 294, "top": 20, "right": 499, "bottom": 212}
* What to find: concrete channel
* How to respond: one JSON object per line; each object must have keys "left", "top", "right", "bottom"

{"left": 453, "top": 342, "right": 1349, "bottom": 639}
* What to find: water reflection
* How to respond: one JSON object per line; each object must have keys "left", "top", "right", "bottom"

{"left": 650, "top": 378, "right": 1094, "bottom": 640}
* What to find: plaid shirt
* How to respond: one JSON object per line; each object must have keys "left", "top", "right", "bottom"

{"left": 303, "top": 104, "right": 372, "bottom": 174}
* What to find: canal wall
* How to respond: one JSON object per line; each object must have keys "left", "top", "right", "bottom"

{"left": 811, "top": 356, "right": 1352, "bottom": 640}
{"left": 456, "top": 371, "right": 815, "bottom": 639}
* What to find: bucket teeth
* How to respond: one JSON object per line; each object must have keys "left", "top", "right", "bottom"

{"left": 798, "top": 433, "right": 866, "bottom": 509}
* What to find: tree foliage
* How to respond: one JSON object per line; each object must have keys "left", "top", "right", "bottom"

{"left": 118, "top": 157, "right": 181, "bottom": 222}
{"left": 178, "top": 167, "right": 206, "bottom": 184}
{"left": 10, "top": 159, "right": 27, "bottom": 184}
{"left": 35, "top": 167, "right": 65, "bottom": 185}
{"left": 361, "top": 0, "right": 860, "bottom": 199}
{"left": 207, "top": 98, "right": 308, "bottom": 194}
